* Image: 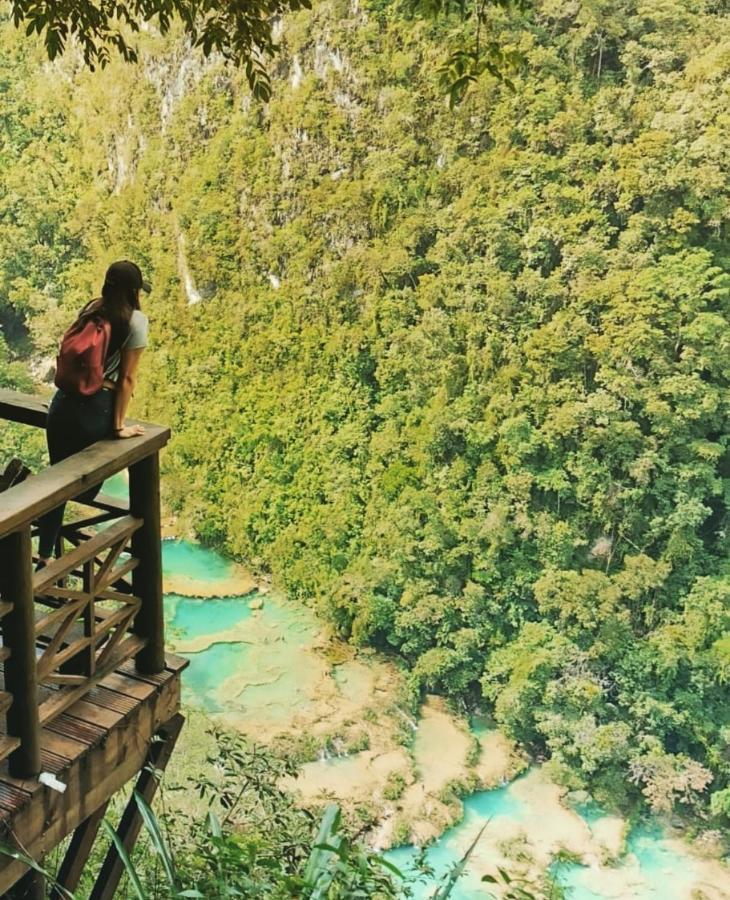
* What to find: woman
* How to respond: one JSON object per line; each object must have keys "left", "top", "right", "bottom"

{"left": 36, "top": 260, "right": 151, "bottom": 565}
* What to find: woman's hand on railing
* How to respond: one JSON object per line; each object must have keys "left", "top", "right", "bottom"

{"left": 115, "top": 424, "right": 146, "bottom": 439}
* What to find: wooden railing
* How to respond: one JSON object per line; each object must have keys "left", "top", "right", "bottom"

{"left": 0, "top": 390, "right": 170, "bottom": 779}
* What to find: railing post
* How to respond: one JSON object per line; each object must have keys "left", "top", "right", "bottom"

{"left": 129, "top": 452, "right": 165, "bottom": 674}
{"left": 0, "top": 528, "right": 41, "bottom": 778}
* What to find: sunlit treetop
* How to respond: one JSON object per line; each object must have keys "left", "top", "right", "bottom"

{"left": 7, "top": 0, "right": 531, "bottom": 104}
{"left": 7, "top": 0, "right": 313, "bottom": 100}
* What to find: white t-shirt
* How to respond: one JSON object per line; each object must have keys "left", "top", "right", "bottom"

{"left": 104, "top": 309, "right": 149, "bottom": 382}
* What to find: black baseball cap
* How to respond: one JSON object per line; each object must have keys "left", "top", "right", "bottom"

{"left": 104, "top": 260, "right": 152, "bottom": 294}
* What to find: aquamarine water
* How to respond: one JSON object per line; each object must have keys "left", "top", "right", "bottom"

{"left": 385, "top": 781, "right": 530, "bottom": 899}
{"left": 161, "top": 539, "right": 235, "bottom": 583}
{"left": 180, "top": 641, "right": 251, "bottom": 712}
{"left": 551, "top": 821, "right": 715, "bottom": 900}
{"left": 387, "top": 785, "right": 726, "bottom": 900}
{"left": 164, "top": 592, "right": 254, "bottom": 709}
{"left": 102, "top": 472, "right": 128, "bottom": 501}
{"left": 167, "top": 594, "right": 253, "bottom": 639}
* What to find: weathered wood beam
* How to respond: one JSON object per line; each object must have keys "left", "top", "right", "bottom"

{"left": 130, "top": 453, "right": 165, "bottom": 674}
{"left": 89, "top": 713, "right": 184, "bottom": 900}
{"left": 7, "top": 868, "right": 45, "bottom": 899}
{"left": 0, "top": 528, "right": 42, "bottom": 778}
{"left": 50, "top": 800, "right": 110, "bottom": 899}
{"left": 0, "top": 389, "right": 49, "bottom": 428}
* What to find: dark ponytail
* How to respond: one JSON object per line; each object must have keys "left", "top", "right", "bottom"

{"left": 81, "top": 284, "right": 138, "bottom": 356}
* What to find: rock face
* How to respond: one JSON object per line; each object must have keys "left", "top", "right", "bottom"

{"left": 249, "top": 596, "right": 264, "bottom": 610}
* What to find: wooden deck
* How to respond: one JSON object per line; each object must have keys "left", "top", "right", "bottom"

{"left": 0, "top": 655, "right": 186, "bottom": 894}
{"left": 0, "top": 389, "right": 185, "bottom": 897}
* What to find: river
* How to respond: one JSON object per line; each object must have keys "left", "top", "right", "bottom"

{"left": 103, "top": 473, "right": 730, "bottom": 899}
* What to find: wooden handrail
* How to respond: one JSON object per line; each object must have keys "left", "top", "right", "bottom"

{"left": 0, "top": 389, "right": 49, "bottom": 427}
{"left": 0, "top": 391, "right": 169, "bottom": 540}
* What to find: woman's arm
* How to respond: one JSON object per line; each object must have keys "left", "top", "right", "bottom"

{"left": 114, "top": 347, "right": 145, "bottom": 438}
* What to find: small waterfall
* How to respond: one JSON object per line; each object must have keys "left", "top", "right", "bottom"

{"left": 177, "top": 230, "right": 202, "bottom": 305}
{"left": 319, "top": 745, "right": 331, "bottom": 763}
{"left": 396, "top": 708, "right": 418, "bottom": 731}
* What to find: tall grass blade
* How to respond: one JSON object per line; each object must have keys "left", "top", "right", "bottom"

{"left": 433, "top": 821, "right": 489, "bottom": 899}
{"left": 101, "top": 819, "right": 147, "bottom": 900}
{"left": 134, "top": 790, "right": 178, "bottom": 889}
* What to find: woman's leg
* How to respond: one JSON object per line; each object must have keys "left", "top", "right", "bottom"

{"left": 74, "top": 391, "right": 115, "bottom": 507}
{"left": 37, "top": 393, "right": 75, "bottom": 559}
{"left": 36, "top": 391, "right": 114, "bottom": 560}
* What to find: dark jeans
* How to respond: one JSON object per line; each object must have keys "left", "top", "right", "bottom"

{"left": 37, "top": 389, "right": 115, "bottom": 558}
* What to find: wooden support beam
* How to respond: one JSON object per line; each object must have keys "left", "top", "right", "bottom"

{"left": 89, "top": 713, "right": 184, "bottom": 900}
{"left": 0, "top": 528, "right": 42, "bottom": 778}
{"left": 129, "top": 453, "right": 165, "bottom": 674}
{"left": 50, "top": 800, "right": 110, "bottom": 899}
{"left": 7, "top": 868, "right": 45, "bottom": 900}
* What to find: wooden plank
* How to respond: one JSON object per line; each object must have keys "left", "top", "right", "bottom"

{"left": 39, "top": 747, "right": 71, "bottom": 776}
{"left": 38, "top": 728, "right": 88, "bottom": 763}
{"left": 0, "top": 781, "right": 31, "bottom": 814}
{"left": 45, "top": 715, "right": 106, "bottom": 748}
{"left": 34, "top": 517, "right": 142, "bottom": 593}
{"left": 84, "top": 685, "right": 139, "bottom": 716}
{"left": 95, "top": 671, "right": 158, "bottom": 702}
{"left": 59, "top": 700, "right": 123, "bottom": 732}
{"left": 0, "top": 426, "right": 170, "bottom": 540}
{"left": 118, "top": 653, "right": 188, "bottom": 685}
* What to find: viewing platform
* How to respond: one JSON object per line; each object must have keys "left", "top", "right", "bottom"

{"left": 0, "top": 389, "right": 186, "bottom": 898}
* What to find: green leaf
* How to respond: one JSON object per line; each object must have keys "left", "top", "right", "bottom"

{"left": 101, "top": 820, "right": 146, "bottom": 900}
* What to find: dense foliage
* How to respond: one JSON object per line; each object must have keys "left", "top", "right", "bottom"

{"left": 5, "top": 0, "right": 317, "bottom": 99}
{"left": 1, "top": 0, "right": 729, "bottom": 826}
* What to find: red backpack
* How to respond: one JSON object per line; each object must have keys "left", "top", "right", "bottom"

{"left": 54, "top": 311, "right": 112, "bottom": 396}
